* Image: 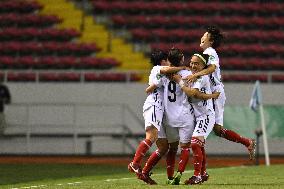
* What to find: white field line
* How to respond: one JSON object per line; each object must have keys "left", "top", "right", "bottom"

{"left": 104, "top": 166, "right": 244, "bottom": 182}
{"left": 10, "top": 182, "right": 82, "bottom": 189}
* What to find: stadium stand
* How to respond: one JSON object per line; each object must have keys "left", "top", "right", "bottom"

{"left": 92, "top": 0, "right": 284, "bottom": 83}
{"left": 0, "top": 0, "right": 141, "bottom": 82}
{"left": 0, "top": 0, "right": 283, "bottom": 83}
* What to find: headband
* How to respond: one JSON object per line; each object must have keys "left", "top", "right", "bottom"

{"left": 193, "top": 53, "right": 206, "bottom": 64}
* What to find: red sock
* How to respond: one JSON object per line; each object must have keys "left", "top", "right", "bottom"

{"left": 178, "top": 147, "right": 190, "bottom": 173}
{"left": 220, "top": 128, "right": 250, "bottom": 147}
{"left": 132, "top": 139, "right": 152, "bottom": 165}
{"left": 142, "top": 149, "right": 162, "bottom": 174}
{"left": 191, "top": 137, "right": 204, "bottom": 176}
{"left": 201, "top": 146, "right": 206, "bottom": 175}
{"left": 166, "top": 148, "right": 177, "bottom": 179}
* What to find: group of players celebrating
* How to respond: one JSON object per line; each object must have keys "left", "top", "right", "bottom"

{"left": 128, "top": 26, "right": 256, "bottom": 185}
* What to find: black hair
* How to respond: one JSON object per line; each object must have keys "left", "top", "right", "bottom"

{"left": 150, "top": 50, "right": 168, "bottom": 66}
{"left": 167, "top": 48, "right": 184, "bottom": 67}
{"left": 207, "top": 25, "right": 224, "bottom": 49}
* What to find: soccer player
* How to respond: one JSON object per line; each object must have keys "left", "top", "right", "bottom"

{"left": 187, "top": 26, "right": 256, "bottom": 162}
{"left": 141, "top": 48, "right": 219, "bottom": 185}
{"left": 173, "top": 53, "right": 216, "bottom": 185}
{"left": 128, "top": 50, "right": 186, "bottom": 184}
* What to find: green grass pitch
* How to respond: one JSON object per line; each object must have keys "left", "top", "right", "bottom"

{"left": 0, "top": 164, "right": 283, "bottom": 189}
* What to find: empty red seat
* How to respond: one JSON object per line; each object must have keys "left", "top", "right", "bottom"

{"left": 271, "top": 74, "right": 284, "bottom": 82}
{"left": 0, "top": 0, "right": 43, "bottom": 14}
{"left": 38, "top": 72, "right": 81, "bottom": 82}
{"left": 222, "top": 73, "right": 268, "bottom": 83}
{"left": 7, "top": 72, "right": 36, "bottom": 82}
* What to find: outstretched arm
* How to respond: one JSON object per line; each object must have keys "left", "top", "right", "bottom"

{"left": 160, "top": 66, "right": 186, "bottom": 75}
{"left": 182, "top": 87, "right": 220, "bottom": 100}
{"left": 145, "top": 84, "right": 157, "bottom": 94}
{"left": 186, "top": 64, "right": 216, "bottom": 83}
{"left": 172, "top": 74, "right": 219, "bottom": 100}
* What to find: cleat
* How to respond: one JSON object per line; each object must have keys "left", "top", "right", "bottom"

{"left": 139, "top": 172, "right": 157, "bottom": 185}
{"left": 184, "top": 175, "right": 202, "bottom": 185}
{"left": 166, "top": 178, "right": 173, "bottom": 184}
{"left": 248, "top": 139, "right": 256, "bottom": 160}
{"left": 169, "top": 172, "right": 182, "bottom": 185}
{"left": 201, "top": 172, "right": 209, "bottom": 183}
{"left": 128, "top": 162, "right": 142, "bottom": 176}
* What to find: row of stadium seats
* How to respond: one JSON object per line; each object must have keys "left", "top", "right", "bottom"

{"left": 93, "top": 1, "right": 284, "bottom": 16}
{"left": 222, "top": 73, "right": 284, "bottom": 83}
{"left": 1, "top": 71, "right": 283, "bottom": 83}
{"left": 222, "top": 58, "right": 284, "bottom": 70}
{"left": 0, "top": 27, "right": 80, "bottom": 42}
{"left": 112, "top": 15, "right": 284, "bottom": 30}
{"left": 0, "top": 0, "right": 42, "bottom": 13}
{"left": 0, "top": 72, "right": 141, "bottom": 82}
{"left": 0, "top": 14, "right": 62, "bottom": 28}
{"left": 131, "top": 28, "right": 284, "bottom": 44}
{"left": 151, "top": 43, "right": 284, "bottom": 58}
{"left": 0, "top": 42, "right": 100, "bottom": 56}
{"left": 0, "top": 56, "right": 120, "bottom": 69}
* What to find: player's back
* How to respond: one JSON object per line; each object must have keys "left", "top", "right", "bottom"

{"left": 163, "top": 70, "right": 194, "bottom": 127}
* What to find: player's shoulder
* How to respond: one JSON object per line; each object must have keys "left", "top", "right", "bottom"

{"left": 203, "top": 47, "right": 218, "bottom": 57}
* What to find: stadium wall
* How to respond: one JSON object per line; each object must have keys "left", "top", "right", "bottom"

{"left": 0, "top": 83, "right": 283, "bottom": 155}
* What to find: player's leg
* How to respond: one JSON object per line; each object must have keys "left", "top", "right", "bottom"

{"left": 128, "top": 125, "right": 157, "bottom": 173}
{"left": 139, "top": 122, "right": 174, "bottom": 185}
{"left": 213, "top": 91, "right": 256, "bottom": 160}
{"left": 166, "top": 141, "right": 179, "bottom": 181}
{"left": 170, "top": 124, "right": 194, "bottom": 185}
{"left": 185, "top": 113, "right": 214, "bottom": 185}
{"left": 129, "top": 106, "right": 161, "bottom": 174}
{"left": 141, "top": 138, "right": 168, "bottom": 179}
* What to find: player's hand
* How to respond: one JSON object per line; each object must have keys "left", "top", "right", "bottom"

{"left": 212, "top": 92, "right": 220, "bottom": 99}
{"left": 172, "top": 74, "right": 182, "bottom": 83}
{"left": 186, "top": 74, "right": 198, "bottom": 83}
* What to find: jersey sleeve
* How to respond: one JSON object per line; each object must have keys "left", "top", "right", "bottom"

{"left": 203, "top": 48, "right": 219, "bottom": 67}
{"left": 150, "top": 66, "right": 164, "bottom": 87}
{"left": 207, "top": 54, "right": 219, "bottom": 66}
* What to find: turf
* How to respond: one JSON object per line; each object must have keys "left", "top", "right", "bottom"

{"left": 1, "top": 164, "right": 283, "bottom": 189}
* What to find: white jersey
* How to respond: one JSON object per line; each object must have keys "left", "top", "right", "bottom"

{"left": 143, "top": 66, "right": 165, "bottom": 112}
{"left": 203, "top": 47, "right": 224, "bottom": 92}
{"left": 189, "top": 75, "right": 214, "bottom": 118}
{"left": 163, "top": 70, "right": 194, "bottom": 127}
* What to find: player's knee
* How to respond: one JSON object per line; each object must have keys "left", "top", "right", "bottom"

{"left": 213, "top": 124, "right": 222, "bottom": 137}
{"left": 146, "top": 126, "right": 158, "bottom": 142}
{"left": 158, "top": 146, "right": 169, "bottom": 156}
{"left": 180, "top": 142, "right": 190, "bottom": 148}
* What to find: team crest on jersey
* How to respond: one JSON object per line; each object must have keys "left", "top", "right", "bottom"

{"left": 209, "top": 55, "right": 215, "bottom": 61}
{"left": 156, "top": 74, "right": 162, "bottom": 80}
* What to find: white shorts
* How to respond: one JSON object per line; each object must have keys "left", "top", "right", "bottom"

{"left": 192, "top": 111, "right": 215, "bottom": 139}
{"left": 158, "top": 118, "right": 194, "bottom": 144}
{"left": 213, "top": 88, "right": 226, "bottom": 126}
{"left": 143, "top": 105, "right": 163, "bottom": 131}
